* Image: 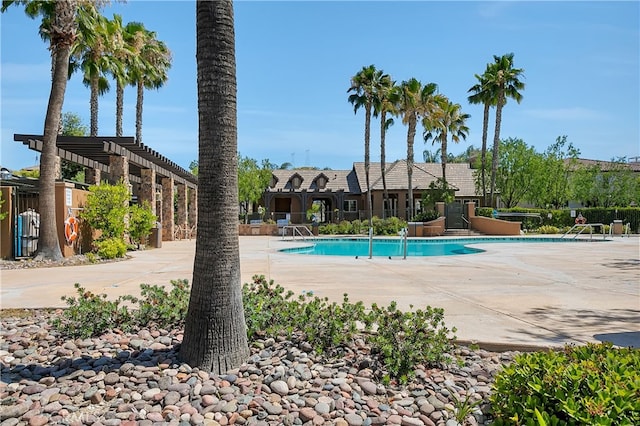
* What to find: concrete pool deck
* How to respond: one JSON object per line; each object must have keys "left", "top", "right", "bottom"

{"left": 1, "top": 235, "right": 639, "bottom": 350}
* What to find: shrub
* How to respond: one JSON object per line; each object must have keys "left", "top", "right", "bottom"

{"left": 537, "top": 225, "right": 560, "bottom": 234}
{"left": 81, "top": 181, "right": 130, "bottom": 240}
{"left": 129, "top": 202, "right": 156, "bottom": 247}
{"left": 125, "top": 280, "right": 190, "bottom": 328}
{"left": 366, "top": 301, "right": 456, "bottom": 384}
{"left": 95, "top": 237, "right": 127, "bottom": 259}
{"left": 490, "top": 343, "right": 640, "bottom": 425}
{"left": 412, "top": 210, "right": 440, "bottom": 222}
{"left": 50, "top": 283, "right": 136, "bottom": 338}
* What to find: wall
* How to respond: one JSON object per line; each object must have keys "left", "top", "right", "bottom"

{"left": 470, "top": 216, "right": 522, "bottom": 236}
{"left": 0, "top": 187, "right": 12, "bottom": 259}
{"left": 55, "top": 182, "right": 91, "bottom": 257}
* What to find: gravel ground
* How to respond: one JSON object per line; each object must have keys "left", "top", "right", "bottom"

{"left": 0, "top": 255, "right": 130, "bottom": 270}
{"left": 0, "top": 310, "right": 519, "bottom": 426}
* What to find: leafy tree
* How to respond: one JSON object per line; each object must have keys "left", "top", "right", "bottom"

{"left": 570, "top": 158, "right": 639, "bottom": 207}
{"left": 397, "top": 78, "right": 440, "bottom": 219}
{"left": 0, "top": 192, "right": 7, "bottom": 221}
{"left": 529, "top": 135, "right": 580, "bottom": 208}
{"left": 421, "top": 178, "right": 455, "bottom": 211}
{"left": 60, "top": 112, "right": 88, "bottom": 180}
{"left": 180, "top": 0, "right": 250, "bottom": 373}
{"left": 493, "top": 137, "right": 539, "bottom": 208}
{"left": 189, "top": 160, "right": 199, "bottom": 176}
{"left": 348, "top": 64, "right": 383, "bottom": 229}
{"left": 423, "top": 97, "right": 470, "bottom": 184}
{"left": 238, "top": 155, "right": 272, "bottom": 223}
{"left": 485, "top": 53, "right": 525, "bottom": 207}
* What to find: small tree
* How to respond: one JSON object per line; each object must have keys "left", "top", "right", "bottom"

{"left": 421, "top": 178, "right": 455, "bottom": 211}
{"left": 238, "top": 154, "right": 272, "bottom": 223}
{"left": 129, "top": 202, "right": 156, "bottom": 247}
{"left": 81, "top": 181, "right": 130, "bottom": 240}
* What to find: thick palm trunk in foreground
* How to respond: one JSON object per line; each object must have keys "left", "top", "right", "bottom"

{"left": 179, "top": 0, "right": 249, "bottom": 373}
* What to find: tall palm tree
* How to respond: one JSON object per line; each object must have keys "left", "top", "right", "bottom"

{"left": 180, "top": 0, "right": 249, "bottom": 373}
{"left": 373, "top": 74, "right": 398, "bottom": 217}
{"left": 107, "top": 14, "right": 131, "bottom": 137}
{"left": 487, "top": 53, "right": 525, "bottom": 207}
{"left": 2, "top": 0, "right": 79, "bottom": 260}
{"left": 397, "top": 78, "right": 439, "bottom": 219}
{"left": 467, "top": 69, "right": 497, "bottom": 204}
{"left": 130, "top": 28, "right": 171, "bottom": 144}
{"left": 347, "top": 64, "right": 382, "bottom": 228}
{"left": 69, "top": 12, "right": 114, "bottom": 136}
{"left": 423, "top": 97, "right": 470, "bottom": 184}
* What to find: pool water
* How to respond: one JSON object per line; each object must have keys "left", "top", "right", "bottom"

{"left": 280, "top": 237, "right": 587, "bottom": 257}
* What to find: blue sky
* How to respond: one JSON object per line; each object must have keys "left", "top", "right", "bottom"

{"left": 2, "top": 1, "right": 639, "bottom": 172}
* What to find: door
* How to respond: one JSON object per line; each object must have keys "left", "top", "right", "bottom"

{"left": 445, "top": 202, "right": 464, "bottom": 229}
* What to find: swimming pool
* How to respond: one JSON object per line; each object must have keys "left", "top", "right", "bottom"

{"left": 279, "top": 237, "right": 591, "bottom": 257}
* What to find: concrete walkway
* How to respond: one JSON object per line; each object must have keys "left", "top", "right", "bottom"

{"left": 1, "top": 235, "right": 639, "bottom": 350}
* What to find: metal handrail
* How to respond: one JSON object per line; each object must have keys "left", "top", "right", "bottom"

{"left": 281, "top": 225, "right": 314, "bottom": 240}
{"left": 561, "top": 223, "right": 606, "bottom": 240}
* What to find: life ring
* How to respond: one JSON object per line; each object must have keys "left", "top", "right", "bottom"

{"left": 64, "top": 216, "right": 79, "bottom": 244}
{"left": 575, "top": 215, "right": 586, "bottom": 225}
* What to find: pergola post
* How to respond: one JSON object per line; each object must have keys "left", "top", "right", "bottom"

{"left": 176, "top": 183, "right": 188, "bottom": 238}
{"left": 140, "top": 168, "right": 156, "bottom": 216}
{"left": 109, "top": 154, "right": 130, "bottom": 187}
{"left": 188, "top": 187, "right": 197, "bottom": 230}
{"left": 161, "top": 176, "right": 174, "bottom": 241}
{"left": 85, "top": 166, "right": 101, "bottom": 185}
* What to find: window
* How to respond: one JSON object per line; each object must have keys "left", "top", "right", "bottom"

{"left": 343, "top": 199, "right": 357, "bottom": 212}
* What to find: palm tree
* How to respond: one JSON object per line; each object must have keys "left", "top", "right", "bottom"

{"left": 69, "top": 12, "right": 115, "bottom": 136}
{"left": 180, "top": 0, "right": 249, "bottom": 373}
{"left": 397, "top": 78, "right": 439, "bottom": 220}
{"left": 348, "top": 64, "right": 382, "bottom": 228}
{"left": 467, "top": 70, "right": 497, "bottom": 204}
{"left": 107, "top": 14, "right": 134, "bottom": 137}
{"left": 2, "top": 0, "right": 80, "bottom": 260}
{"left": 373, "top": 74, "right": 398, "bottom": 217}
{"left": 423, "top": 97, "right": 470, "bottom": 184}
{"left": 130, "top": 28, "right": 172, "bottom": 144}
{"left": 487, "top": 53, "right": 525, "bottom": 207}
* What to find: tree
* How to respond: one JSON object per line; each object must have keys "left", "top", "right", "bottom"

{"left": 397, "top": 78, "right": 439, "bottom": 219}
{"left": 238, "top": 155, "right": 272, "bottom": 223}
{"left": 348, "top": 64, "right": 382, "bottom": 229}
{"left": 373, "top": 74, "right": 398, "bottom": 217}
{"left": 69, "top": 11, "right": 113, "bottom": 136}
{"left": 60, "top": 111, "right": 88, "bottom": 180}
{"left": 570, "top": 158, "right": 639, "bottom": 207}
{"left": 129, "top": 26, "right": 172, "bottom": 144}
{"left": 423, "top": 97, "right": 470, "bottom": 184}
{"left": 180, "top": 0, "right": 249, "bottom": 373}
{"left": 529, "top": 136, "right": 580, "bottom": 208}
{"left": 468, "top": 70, "right": 497, "bottom": 205}
{"left": 2, "top": 0, "right": 80, "bottom": 261}
{"left": 188, "top": 160, "right": 199, "bottom": 176}
{"left": 493, "top": 137, "right": 539, "bottom": 208}
{"left": 486, "top": 53, "right": 525, "bottom": 207}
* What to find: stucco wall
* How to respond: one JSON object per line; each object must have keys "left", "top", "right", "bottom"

{"left": 470, "top": 216, "right": 521, "bottom": 236}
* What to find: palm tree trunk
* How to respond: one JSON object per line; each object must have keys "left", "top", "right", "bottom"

{"left": 364, "top": 104, "right": 372, "bottom": 226}
{"left": 441, "top": 132, "right": 448, "bottom": 185}
{"left": 136, "top": 80, "right": 144, "bottom": 143}
{"left": 90, "top": 75, "right": 99, "bottom": 136}
{"left": 406, "top": 117, "right": 416, "bottom": 220}
{"left": 180, "top": 0, "right": 249, "bottom": 373}
{"left": 480, "top": 102, "right": 490, "bottom": 204}
{"left": 380, "top": 112, "right": 388, "bottom": 218}
{"left": 116, "top": 81, "right": 124, "bottom": 137}
{"left": 490, "top": 99, "right": 504, "bottom": 208}
{"left": 35, "top": 0, "right": 77, "bottom": 261}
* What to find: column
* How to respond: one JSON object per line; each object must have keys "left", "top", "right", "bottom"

{"left": 109, "top": 155, "right": 130, "bottom": 186}
{"left": 176, "top": 183, "right": 188, "bottom": 238}
{"left": 140, "top": 168, "right": 156, "bottom": 216}
{"left": 188, "top": 187, "right": 197, "bottom": 229}
{"left": 161, "top": 176, "right": 174, "bottom": 241}
{"left": 85, "top": 167, "right": 101, "bottom": 186}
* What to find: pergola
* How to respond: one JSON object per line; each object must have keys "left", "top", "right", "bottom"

{"left": 13, "top": 134, "right": 198, "bottom": 241}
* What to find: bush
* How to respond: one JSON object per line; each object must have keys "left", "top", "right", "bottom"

{"left": 129, "top": 202, "right": 156, "bottom": 247}
{"left": 490, "top": 343, "right": 640, "bottom": 425}
{"left": 95, "top": 237, "right": 127, "bottom": 259}
{"left": 412, "top": 210, "right": 440, "bottom": 222}
{"left": 81, "top": 181, "right": 130, "bottom": 240}
{"left": 537, "top": 225, "right": 560, "bottom": 234}
{"left": 366, "top": 301, "right": 456, "bottom": 384}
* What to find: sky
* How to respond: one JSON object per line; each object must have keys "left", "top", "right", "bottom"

{"left": 1, "top": 0, "right": 639, "bottom": 173}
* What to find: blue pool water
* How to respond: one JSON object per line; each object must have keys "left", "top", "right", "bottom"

{"left": 280, "top": 237, "right": 587, "bottom": 257}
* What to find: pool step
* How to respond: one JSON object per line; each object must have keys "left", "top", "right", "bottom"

{"left": 444, "top": 228, "right": 484, "bottom": 237}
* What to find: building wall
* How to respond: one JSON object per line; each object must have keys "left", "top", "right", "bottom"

{"left": 0, "top": 187, "right": 12, "bottom": 259}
